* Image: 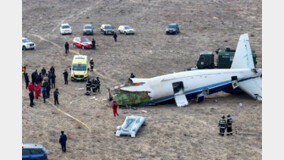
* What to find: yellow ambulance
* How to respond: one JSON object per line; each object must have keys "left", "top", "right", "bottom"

{"left": 71, "top": 55, "right": 89, "bottom": 81}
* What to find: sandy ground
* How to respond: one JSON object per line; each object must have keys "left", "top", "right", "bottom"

{"left": 22, "top": 0, "right": 262, "bottom": 159}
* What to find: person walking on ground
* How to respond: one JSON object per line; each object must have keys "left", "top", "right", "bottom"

{"left": 29, "top": 90, "right": 34, "bottom": 107}
{"left": 218, "top": 115, "right": 227, "bottom": 136}
{"left": 41, "top": 67, "right": 46, "bottom": 76}
{"left": 112, "top": 99, "right": 119, "bottom": 117}
{"left": 59, "top": 131, "right": 67, "bottom": 152}
{"left": 63, "top": 70, "right": 68, "bottom": 85}
{"left": 28, "top": 82, "right": 35, "bottom": 93}
{"left": 24, "top": 73, "right": 30, "bottom": 89}
{"left": 51, "top": 72, "right": 56, "bottom": 88}
{"left": 92, "top": 38, "right": 96, "bottom": 49}
{"left": 54, "top": 88, "right": 59, "bottom": 105}
{"left": 113, "top": 32, "right": 117, "bottom": 42}
{"left": 42, "top": 87, "right": 47, "bottom": 103}
{"left": 31, "top": 70, "right": 38, "bottom": 84}
{"left": 50, "top": 66, "right": 55, "bottom": 74}
{"left": 65, "top": 42, "right": 69, "bottom": 55}
{"left": 226, "top": 114, "right": 233, "bottom": 136}
{"left": 90, "top": 58, "right": 94, "bottom": 71}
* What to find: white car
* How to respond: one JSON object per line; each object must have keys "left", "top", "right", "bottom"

{"left": 60, "top": 23, "right": 72, "bottom": 35}
{"left": 22, "top": 37, "right": 36, "bottom": 50}
{"left": 118, "top": 25, "right": 135, "bottom": 35}
{"left": 100, "top": 24, "right": 114, "bottom": 35}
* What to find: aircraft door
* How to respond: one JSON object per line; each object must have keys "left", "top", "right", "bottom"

{"left": 172, "top": 81, "right": 188, "bottom": 107}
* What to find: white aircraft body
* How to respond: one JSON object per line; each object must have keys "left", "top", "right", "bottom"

{"left": 112, "top": 34, "right": 262, "bottom": 107}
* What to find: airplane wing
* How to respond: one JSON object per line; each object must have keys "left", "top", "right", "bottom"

{"left": 239, "top": 77, "right": 262, "bottom": 100}
{"left": 231, "top": 33, "right": 255, "bottom": 69}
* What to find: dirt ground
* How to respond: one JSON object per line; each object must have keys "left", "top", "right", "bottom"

{"left": 22, "top": 0, "right": 262, "bottom": 159}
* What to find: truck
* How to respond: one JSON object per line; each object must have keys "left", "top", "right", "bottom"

{"left": 196, "top": 48, "right": 257, "bottom": 69}
{"left": 194, "top": 48, "right": 257, "bottom": 94}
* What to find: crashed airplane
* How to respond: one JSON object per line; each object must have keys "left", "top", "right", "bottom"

{"left": 111, "top": 33, "right": 262, "bottom": 107}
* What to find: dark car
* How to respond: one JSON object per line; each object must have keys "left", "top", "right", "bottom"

{"left": 22, "top": 144, "right": 48, "bottom": 160}
{"left": 166, "top": 23, "right": 179, "bottom": 35}
{"left": 83, "top": 24, "right": 94, "bottom": 35}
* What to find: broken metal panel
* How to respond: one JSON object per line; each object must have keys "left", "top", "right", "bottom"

{"left": 116, "top": 115, "right": 146, "bottom": 138}
{"left": 174, "top": 90, "right": 189, "bottom": 107}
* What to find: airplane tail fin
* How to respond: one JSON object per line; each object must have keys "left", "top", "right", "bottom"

{"left": 231, "top": 33, "right": 255, "bottom": 69}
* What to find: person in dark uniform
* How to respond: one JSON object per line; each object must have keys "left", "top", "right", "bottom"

{"left": 96, "top": 77, "right": 100, "bottom": 93}
{"left": 59, "top": 131, "right": 67, "bottom": 152}
{"left": 31, "top": 70, "right": 38, "bottom": 84}
{"left": 130, "top": 73, "right": 135, "bottom": 78}
{"left": 92, "top": 38, "right": 96, "bottom": 49}
{"left": 218, "top": 115, "right": 227, "bottom": 136}
{"left": 24, "top": 73, "right": 30, "bottom": 89}
{"left": 91, "top": 79, "right": 96, "bottom": 93}
{"left": 46, "top": 81, "right": 51, "bottom": 98}
{"left": 65, "top": 42, "right": 69, "bottom": 55}
{"left": 51, "top": 72, "right": 56, "bottom": 88}
{"left": 63, "top": 70, "right": 68, "bottom": 85}
{"left": 113, "top": 32, "right": 117, "bottom": 42}
{"left": 41, "top": 67, "right": 46, "bottom": 76}
{"left": 50, "top": 66, "right": 55, "bottom": 74}
{"left": 29, "top": 90, "right": 34, "bottom": 107}
{"left": 89, "top": 58, "right": 94, "bottom": 71}
{"left": 86, "top": 79, "right": 91, "bottom": 94}
{"left": 53, "top": 88, "right": 59, "bottom": 105}
{"left": 226, "top": 114, "right": 233, "bottom": 136}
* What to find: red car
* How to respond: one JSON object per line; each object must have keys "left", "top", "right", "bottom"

{"left": 72, "top": 37, "right": 93, "bottom": 49}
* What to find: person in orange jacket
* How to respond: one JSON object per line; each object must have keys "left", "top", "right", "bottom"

{"left": 35, "top": 83, "right": 41, "bottom": 99}
{"left": 112, "top": 100, "right": 119, "bottom": 117}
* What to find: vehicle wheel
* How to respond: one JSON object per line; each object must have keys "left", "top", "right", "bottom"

{"left": 73, "top": 44, "right": 76, "bottom": 48}
{"left": 22, "top": 46, "right": 26, "bottom": 50}
{"left": 31, "top": 48, "right": 34, "bottom": 50}
{"left": 104, "top": 31, "right": 106, "bottom": 35}
{"left": 82, "top": 46, "right": 85, "bottom": 49}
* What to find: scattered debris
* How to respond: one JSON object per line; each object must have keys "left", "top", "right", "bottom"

{"left": 76, "top": 88, "right": 85, "bottom": 91}
{"left": 90, "top": 96, "right": 96, "bottom": 100}
{"left": 141, "top": 110, "right": 147, "bottom": 113}
{"left": 239, "top": 103, "right": 243, "bottom": 107}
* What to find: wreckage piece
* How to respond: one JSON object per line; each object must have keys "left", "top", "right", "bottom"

{"left": 111, "top": 34, "right": 262, "bottom": 107}
{"left": 116, "top": 115, "right": 145, "bottom": 138}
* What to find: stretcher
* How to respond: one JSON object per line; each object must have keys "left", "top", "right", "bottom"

{"left": 116, "top": 115, "right": 145, "bottom": 138}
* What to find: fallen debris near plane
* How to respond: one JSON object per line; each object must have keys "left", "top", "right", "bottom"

{"left": 116, "top": 115, "right": 146, "bottom": 138}
{"left": 110, "top": 34, "right": 262, "bottom": 107}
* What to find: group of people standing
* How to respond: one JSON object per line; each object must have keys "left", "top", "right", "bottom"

{"left": 86, "top": 77, "right": 100, "bottom": 95}
{"left": 24, "top": 66, "right": 62, "bottom": 107}
{"left": 218, "top": 114, "right": 234, "bottom": 136}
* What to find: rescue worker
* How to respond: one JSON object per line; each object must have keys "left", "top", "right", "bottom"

{"left": 59, "top": 131, "right": 67, "bottom": 152}
{"left": 36, "top": 73, "right": 43, "bottom": 84}
{"left": 47, "top": 71, "right": 51, "bottom": 85}
{"left": 96, "top": 77, "right": 100, "bottom": 93}
{"left": 90, "top": 78, "right": 96, "bottom": 93}
{"left": 46, "top": 81, "right": 51, "bottom": 98}
{"left": 50, "top": 66, "right": 55, "bottom": 74}
{"left": 89, "top": 58, "right": 94, "bottom": 71}
{"left": 218, "top": 115, "right": 227, "bottom": 136}
{"left": 29, "top": 90, "right": 34, "bottom": 107}
{"left": 31, "top": 70, "right": 38, "bottom": 84}
{"left": 41, "top": 67, "right": 46, "bottom": 76}
{"left": 27, "top": 82, "right": 35, "bottom": 93}
{"left": 42, "top": 87, "right": 47, "bottom": 103}
{"left": 54, "top": 88, "right": 59, "bottom": 105}
{"left": 35, "top": 83, "right": 41, "bottom": 99}
{"left": 63, "top": 70, "right": 68, "bottom": 85}
{"left": 130, "top": 73, "right": 135, "bottom": 78}
{"left": 65, "top": 42, "right": 69, "bottom": 55}
{"left": 86, "top": 79, "right": 91, "bottom": 95}
{"left": 226, "top": 114, "right": 233, "bottom": 136}
{"left": 113, "top": 32, "right": 117, "bottom": 42}
{"left": 92, "top": 38, "right": 96, "bottom": 49}
{"left": 51, "top": 72, "right": 56, "bottom": 88}
{"left": 24, "top": 73, "right": 30, "bottom": 89}
{"left": 112, "top": 100, "right": 119, "bottom": 116}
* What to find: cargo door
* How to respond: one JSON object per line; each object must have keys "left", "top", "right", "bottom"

{"left": 172, "top": 82, "right": 188, "bottom": 107}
